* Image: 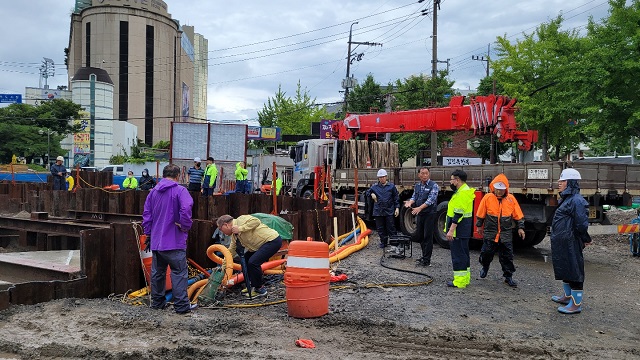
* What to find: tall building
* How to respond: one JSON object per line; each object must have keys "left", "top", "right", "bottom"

{"left": 67, "top": 0, "right": 207, "bottom": 146}
{"left": 182, "top": 25, "right": 208, "bottom": 121}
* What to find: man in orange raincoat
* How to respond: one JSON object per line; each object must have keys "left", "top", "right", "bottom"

{"left": 475, "top": 174, "right": 525, "bottom": 287}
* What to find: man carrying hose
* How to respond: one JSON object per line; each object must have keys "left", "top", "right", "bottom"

{"left": 216, "top": 214, "right": 282, "bottom": 298}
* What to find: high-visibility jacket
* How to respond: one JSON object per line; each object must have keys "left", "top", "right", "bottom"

{"left": 445, "top": 183, "right": 475, "bottom": 238}
{"left": 275, "top": 178, "right": 283, "bottom": 195}
{"left": 123, "top": 176, "right": 138, "bottom": 189}
{"left": 235, "top": 162, "right": 248, "bottom": 180}
{"left": 203, "top": 163, "right": 218, "bottom": 188}
{"left": 475, "top": 173, "right": 524, "bottom": 243}
{"left": 66, "top": 175, "right": 74, "bottom": 191}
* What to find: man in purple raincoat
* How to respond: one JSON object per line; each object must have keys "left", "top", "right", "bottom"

{"left": 142, "top": 164, "right": 195, "bottom": 314}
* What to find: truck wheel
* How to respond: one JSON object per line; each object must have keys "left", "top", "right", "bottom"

{"left": 519, "top": 229, "right": 547, "bottom": 247}
{"left": 399, "top": 206, "right": 418, "bottom": 240}
{"left": 301, "top": 189, "right": 314, "bottom": 199}
{"left": 435, "top": 201, "right": 450, "bottom": 249}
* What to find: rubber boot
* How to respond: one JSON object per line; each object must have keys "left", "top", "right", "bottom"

{"left": 558, "top": 290, "right": 583, "bottom": 314}
{"left": 551, "top": 283, "right": 571, "bottom": 305}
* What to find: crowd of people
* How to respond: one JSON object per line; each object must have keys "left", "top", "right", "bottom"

{"left": 55, "top": 160, "right": 590, "bottom": 316}
{"left": 368, "top": 166, "right": 590, "bottom": 315}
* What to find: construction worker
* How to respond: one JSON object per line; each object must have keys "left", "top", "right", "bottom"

{"left": 475, "top": 174, "right": 525, "bottom": 287}
{"left": 187, "top": 157, "right": 204, "bottom": 192}
{"left": 275, "top": 172, "right": 283, "bottom": 195}
{"left": 50, "top": 156, "right": 67, "bottom": 190}
{"left": 404, "top": 167, "right": 440, "bottom": 266}
{"left": 216, "top": 214, "right": 282, "bottom": 298}
{"left": 367, "top": 169, "right": 400, "bottom": 249}
{"left": 550, "top": 168, "right": 591, "bottom": 314}
{"left": 444, "top": 169, "right": 475, "bottom": 288}
{"left": 235, "top": 161, "right": 249, "bottom": 193}
{"left": 123, "top": 170, "right": 138, "bottom": 189}
{"left": 202, "top": 156, "right": 218, "bottom": 196}
{"left": 138, "top": 168, "right": 156, "bottom": 191}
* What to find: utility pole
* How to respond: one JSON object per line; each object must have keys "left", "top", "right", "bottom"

{"left": 430, "top": 0, "right": 441, "bottom": 166}
{"left": 343, "top": 23, "right": 382, "bottom": 114}
{"left": 39, "top": 57, "right": 55, "bottom": 89}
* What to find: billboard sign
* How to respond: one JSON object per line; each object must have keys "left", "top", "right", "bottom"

{"left": 0, "top": 94, "right": 22, "bottom": 104}
{"left": 247, "top": 126, "right": 281, "bottom": 141}
{"left": 320, "top": 119, "right": 336, "bottom": 139}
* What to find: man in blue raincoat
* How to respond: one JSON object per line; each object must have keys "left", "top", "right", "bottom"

{"left": 550, "top": 168, "right": 591, "bottom": 314}
{"left": 367, "top": 169, "right": 400, "bottom": 249}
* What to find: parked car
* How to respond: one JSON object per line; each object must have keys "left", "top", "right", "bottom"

{"left": 79, "top": 167, "right": 99, "bottom": 172}
{"left": 100, "top": 165, "right": 125, "bottom": 176}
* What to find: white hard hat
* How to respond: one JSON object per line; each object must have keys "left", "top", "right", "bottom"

{"left": 493, "top": 181, "right": 506, "bottom": 190}
{"left": 559, "top": 168, "right": 581, "bottom": 181}
{"left": 377, "top": 169, "right": 388, "bottom": 177}
{"left": 194, "top": 157, "right": 201, "bottom": 162}
{"left": 56, "top": 156, "right": 64, "bottom": 161}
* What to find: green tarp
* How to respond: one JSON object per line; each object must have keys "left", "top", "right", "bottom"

{"left": 251, "top": 213, "right": 294, "bottom": 240}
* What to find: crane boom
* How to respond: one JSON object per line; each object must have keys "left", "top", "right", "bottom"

{"left": 333, "top": 95, "right": 538, "bottom": 151}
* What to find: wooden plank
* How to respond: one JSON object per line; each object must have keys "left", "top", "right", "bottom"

{"left": 208, "top": 194, "right": 228, "bottom": 219}
{"left": 302, "top": 209, "right": 317, "bottom": 241}
{"left": 138, "top": 191, "right": 149, "bottom": 215}
{"left": 228, "top": 193, "right": 249, "bottom": 218}
{"left": 9, "top": 281, "right": 55, "bottom": 306}
{"left": 111, "top": 223, "right": 143, "bottom": 294}
{"left": 123, "top": 190, "right": 136, "bottom": 214}
{"left": 187, "top": 219, "right": 215, "bottom": 269}
{"left": 0, "top": 288, "right": 9, "bottom": 311}
{"left": 80, "top": 227, "right": 114, "bottom": 298}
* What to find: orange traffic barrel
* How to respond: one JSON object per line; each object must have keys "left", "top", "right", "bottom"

{"left": 139, "top": 234, "right": 172, "bottom": 291}
{"left": 284, "top": 240, "right": 330, "bottom": 318}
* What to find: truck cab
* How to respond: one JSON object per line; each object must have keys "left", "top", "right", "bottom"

{"left": 290, "top": 139, "right": 336, "bottom": 198}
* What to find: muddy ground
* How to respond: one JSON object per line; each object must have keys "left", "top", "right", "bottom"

{"left": 0, "top": 208, "right": 639, "bottom": 359}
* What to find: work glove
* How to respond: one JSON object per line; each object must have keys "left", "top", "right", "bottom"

{"left": 394, "top": 208, "right": 399, "bottom": 217}
{"left": 144, "top": 235, "right": 151, "bottom": 252}
{"left": 371, "top": 193, "right": 377, "bottom": 202}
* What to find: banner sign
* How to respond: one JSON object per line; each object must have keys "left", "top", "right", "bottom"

{"left": 247, "top": 126, "right": 281, "bottom": 141}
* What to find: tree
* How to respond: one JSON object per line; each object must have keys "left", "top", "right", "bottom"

{"left": 476, "top": 75, "right": 505, "bottom": 96}
{"left": 346, "top": 73, "right": 385, "bottom": 113}
{"left": 492, "top": 16, "right": 586, "bottom": 160}
{"left": 0, "top": 99, "right": 83, "bottom": 163}
{"left": 258, "top": 81, "right": 331, "bottom": 137}
{"left": 580, "top": 0, "right": 640, "bottom": 150}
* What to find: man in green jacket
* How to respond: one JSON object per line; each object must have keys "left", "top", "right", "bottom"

{"left": 123, "top": 170, "right": 138, "bottom": 190}
{"left": 445, "top": 169, "right": 476, "bottom": 288}
{"left": 202, "top": 156, "right": 218, "bottom": 196}
{"left": 235, "top": 161, "right": 249, "bottom": 194}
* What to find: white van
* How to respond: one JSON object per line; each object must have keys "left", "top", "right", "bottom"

{"left": 100, "top": 165, "right": 125, "bottom": 176}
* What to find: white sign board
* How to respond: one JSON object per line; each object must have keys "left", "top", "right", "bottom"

{"left": 527, "top": 168, "right": 549, "bottom": 180}
{"left": 442, "top": 157, "right": 482, "bottom": 166}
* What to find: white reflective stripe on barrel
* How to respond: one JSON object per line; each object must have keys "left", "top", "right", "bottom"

{"left": 287, "top": 256, "right": 329, "bottom": 269}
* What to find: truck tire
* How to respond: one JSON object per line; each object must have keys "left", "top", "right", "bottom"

{"left": 519, "top": 229, "right": 547, "bottom": 248}
{"left": 301, "top": 189, "right": 314, "bottom": 199}
{"left": 435, "top": 201, "right": 450, "bottom": 249}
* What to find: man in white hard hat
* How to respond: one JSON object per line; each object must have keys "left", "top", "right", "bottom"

{"left": 367, "top": 169, "right": 400, "bottom": 249}
{"left": 187, "top": 157, "right": 204, "bottom": 192}
{"left": 50, "top": 156, "right": 67, "bottom": 190}
{"left": 550, "top": 168, "right": 591, "bottom": 314}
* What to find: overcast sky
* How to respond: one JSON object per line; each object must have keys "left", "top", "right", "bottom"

{"left": 0, "top": 0, "right": 612, "bottom": 124}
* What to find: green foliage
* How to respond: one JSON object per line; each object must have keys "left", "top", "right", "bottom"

{"left": 347, "top": 74, "right": 385, "bottom": 113}
{"left": 0, "top": 99, "right": 83, "bottom": 163}
{"left": 581, "top": 0, "right": 640, "bottom": 144}
{"left": 258, "top": 81, "right": 332, "bottom": 138}
{"left": 476, "top": 75, "right": 505, "bottom": 96}
{"left": 492, "top": 16, "right": 586, "bottom": 160}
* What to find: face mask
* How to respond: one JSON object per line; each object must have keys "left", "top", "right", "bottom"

{"left": 449, "top": 184, "right": 457, "bottom": 191}
{"left": 142, "top": 172, "right": 147, "bottom": 176}
{"left": 128, "top": 175, "right": 133, "bottom": 178}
